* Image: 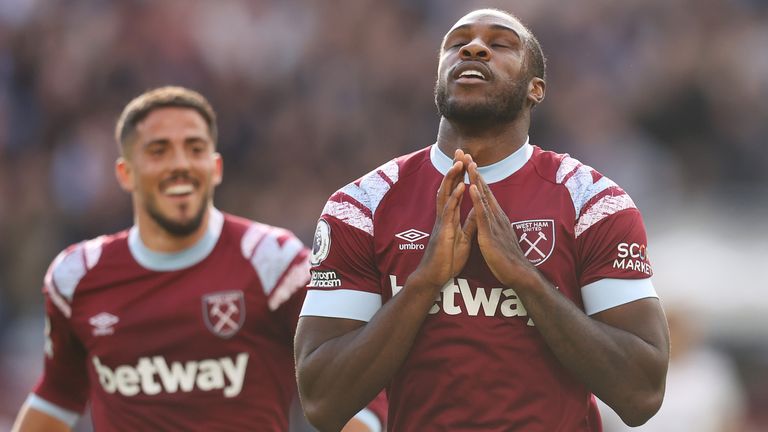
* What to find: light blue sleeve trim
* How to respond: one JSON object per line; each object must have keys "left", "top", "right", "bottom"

{"left": 26, "top": 393, "right": 80, "bottom": 427}
{"left": 581, "top": 278, "right": 658, "bottom": 315}
{"left": 352, "top": 407, "right": 383, "bottom": 432}
{"left": 300, "top": 290, "right": 382, "bottom": 322}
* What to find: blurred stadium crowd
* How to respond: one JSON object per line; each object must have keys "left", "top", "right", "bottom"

{"left": 1, "top": 0, "right": 767, "bottom": 430}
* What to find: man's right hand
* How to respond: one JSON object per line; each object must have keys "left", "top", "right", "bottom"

{"left": 409, "top": 149, "right": 477, "bottom": 291}
{"left": 295, "top": 150, "right": 478, "bottom": 431}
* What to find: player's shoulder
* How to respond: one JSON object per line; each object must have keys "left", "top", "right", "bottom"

{"left": 44, "top": 231, "right": 128, "bottom": 312}
{"left": 220, "top": 212, "right": 304, "bottom": 260}
{"left": 529, "top": 145, "right": 616, "bottom": 188}
{"left": 531, "top": 146, "right": 639, "bottom": 236}
{"left": 222, "top": 213, "right": 309, "bottom": 309}
{"left": 47, "top": 231, "right": 127, "bottom": 279}
{"left": 394, "top": 145, "right": 433, "bottom": 179}
{"left": 528, "top": 146, "right": 581, "bottom": 182}
{"left": 322, "top": 146, "right": 431, "bottom": 235}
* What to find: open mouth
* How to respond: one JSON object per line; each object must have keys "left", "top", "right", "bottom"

{"left": 452, "top": 62, "right": 491, "bottom": 82}
{"left": 164, "top": 183, "right": 195, "bottom": 196}
{"left": 458, "top": 70, "right": 485, "bottom": 80}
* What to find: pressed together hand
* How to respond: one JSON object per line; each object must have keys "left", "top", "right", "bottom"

{"left": 409, "top": 149, "right": 476, "bottom": 290}
{"left": 465, "top": 157, "right": 538, "bottom": 288}
{"left": 412, "top": 149, "right": 538, "bottom": 292}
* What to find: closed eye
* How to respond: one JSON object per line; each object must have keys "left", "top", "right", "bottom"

{"left": 146, "top": 142, "right": 167, "bottom": 156}
{"left": 186, "top": 138, "right": 209, "bottom": 155}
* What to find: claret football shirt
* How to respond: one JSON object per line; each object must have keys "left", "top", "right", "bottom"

{"left": 301, "top": 139, "right": 657, "bottom": 431}
{"left": 30, "top": 209, "right": 312, "bottom": 431}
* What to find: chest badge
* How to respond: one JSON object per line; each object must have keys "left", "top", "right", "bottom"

{"left": 511, "top": 219, "right": 555, "bottom": 266}
{"left": 202, "top": 291, "right": 246, "bottom": 338}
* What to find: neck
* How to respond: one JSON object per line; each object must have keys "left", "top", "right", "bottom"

{"left": 435, "top": 113, "right": 530, "bottom": 166}
{"left": 135, "top": 206, "right": 212, "bottom": 253}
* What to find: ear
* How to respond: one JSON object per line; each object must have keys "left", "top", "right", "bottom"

{"left": 528, "top": 77, "right": 546, "bottom": 106}
{"left": 115, "top": 157, "right": 134, "bottom": 192}
{"left": 212, "top": 152, "right": 223, "bottom": 186}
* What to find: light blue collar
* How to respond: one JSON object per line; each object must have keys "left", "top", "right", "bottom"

{"left": 430, "top": 137, "right": 533, "bottom": 184}
{"left": 128, "top": 208, "right": 224, "bottom": 271}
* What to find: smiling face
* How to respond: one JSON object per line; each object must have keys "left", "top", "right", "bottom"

{"left": 435, "top": 10, "right": 542, "bottom": 124}
{"left": 116, "top": 107, "right": 222, "bottom": 238}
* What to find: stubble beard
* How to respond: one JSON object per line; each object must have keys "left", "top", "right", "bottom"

{"left": 435, "top": 75, "right": 529, "bottom": 125}
{"left": 145, "top": 190, "right": 210, "bottom": 237}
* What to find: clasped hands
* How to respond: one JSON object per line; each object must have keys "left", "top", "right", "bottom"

{"left": 410, "top": 149, "right": 535, "bottom": 292}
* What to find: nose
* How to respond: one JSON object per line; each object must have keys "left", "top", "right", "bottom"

{"left": 169, "top": 147, "right": 192, "bottom": 171}
{"left": 460, "top": 38, "right": 489, "bottom": 60}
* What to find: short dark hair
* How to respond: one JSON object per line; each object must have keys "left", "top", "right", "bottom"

{"left": 115, "top": 86, "right": 217, "bottom": 156}
{"left": 524, "top": 33, "right": 546, "bottom": 81}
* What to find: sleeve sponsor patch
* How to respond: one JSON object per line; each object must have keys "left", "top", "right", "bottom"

{"left": 612, "top": 242, "right": 652, "bottom": 276}
{"left": 308, "top": 270, "right": 342, "bottom": 288}
{"left": 577, "top": 207, "right": 653, "bottom": 287}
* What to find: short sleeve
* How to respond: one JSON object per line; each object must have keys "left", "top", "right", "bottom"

{"left": 31, "top": 260, "right": 89, "bottom": 422}
{"left": 301, "top": 162, "right": 400, "bottom": 322}
{"left": 576, "top": 207, "right": 657, "bottom": 315}
{"left": 270, "top": 248, "right": 311, "bottom": 337}
{"left": 242, "top": 222, "right": 312, "bottom": 339}
{"left": 300, "top": 215, "right": 382, "bottom": 322}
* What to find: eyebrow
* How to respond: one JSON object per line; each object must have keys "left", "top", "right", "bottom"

{"left": 143, "top": 135, "right": 208, "bottom": 147}
{"left": 143, "top": 138, "right": 170, "bottom": 148}
{"left": 446, "top": 23, "right": 522, "bottom": 41}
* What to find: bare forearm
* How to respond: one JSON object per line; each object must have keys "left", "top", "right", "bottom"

{"left": 298, "top": 154, "right": 476, "bottom": 429}
{"left": 297, "top": 276, "right": 440, "bottom": 430}
{"left": 12, "top": 403, "right": 71, "bottom": 432}
{"left": 513, "top": 271, "right": 668, "bottom": 425}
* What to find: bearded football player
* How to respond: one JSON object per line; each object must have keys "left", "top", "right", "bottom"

{"left": 295, "top": 9, "right": 669, "bottom": 431}
{"left": 13, "top": 86, "right": 385, "bottom": 432}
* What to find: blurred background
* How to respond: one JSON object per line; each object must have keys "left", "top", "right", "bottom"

{"left": 1, "top": 0, "right": 767, "bottom": 430}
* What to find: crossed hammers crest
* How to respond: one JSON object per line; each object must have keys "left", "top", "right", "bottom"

{"left": 209, "top": 299, "right": 240, "bottom": 333}
{"left": 203, "top": 291, "right": 245, "bottom": 338}
{"left": 519, "top": 231, "right": 548, "bottom": 258}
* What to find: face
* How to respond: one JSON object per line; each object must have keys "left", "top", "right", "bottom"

{"left": 116, "top": 107, "right": 222, "bottom": 237}
{"left": 435, "top": 10, "right": 540, "bottom": 123}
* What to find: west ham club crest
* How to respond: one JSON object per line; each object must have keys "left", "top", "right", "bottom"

{"left": 511, "top": 219, "right": 555, "bottom": 266}
{"left": 202, "top": 291, "right": 246, "bottom": 338}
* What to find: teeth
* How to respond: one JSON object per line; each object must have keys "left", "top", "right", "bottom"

{"left": 459, "top": 70, "right": 485, "bottom": 79}
{"left": 165, "top": 184, "right": 194, "bottom": 195}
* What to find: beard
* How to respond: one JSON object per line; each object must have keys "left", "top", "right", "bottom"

{"left": 145, "top": 190, "right": 210, "bottom": 237}
{"left": 435, "top": 74, "right": 529, "bottom": 124}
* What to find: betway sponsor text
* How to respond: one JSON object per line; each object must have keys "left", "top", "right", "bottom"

{"left": 92, "top": 353, "right": 248, "bottom": 398}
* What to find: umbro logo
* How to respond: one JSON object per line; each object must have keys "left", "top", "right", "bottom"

{"left": 89, "top": 312, "right": 119, "bottom": 336}
{"left": 395, "top": 229, "right": 429, "bottom": 242}
{"left": 395, "top": 229, "right": 429, "bottom": 250}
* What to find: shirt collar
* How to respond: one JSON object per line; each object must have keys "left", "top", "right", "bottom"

{"left": 429, "top": 137, "right": 533, "bottom": 184}
{"left": 128, "top": 207, "right": 224, "bottom": 271}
